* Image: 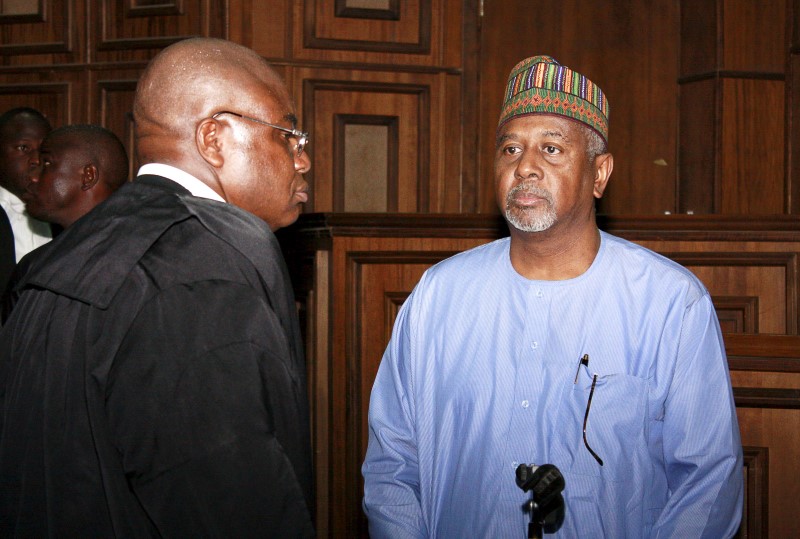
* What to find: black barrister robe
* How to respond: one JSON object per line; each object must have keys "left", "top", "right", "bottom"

{"left": 0, "top": 175, "right": 314, "bottom": 537}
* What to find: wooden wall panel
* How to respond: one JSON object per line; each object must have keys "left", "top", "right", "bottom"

{"left": 90, "top": 69, "right": 141, "bottom": 177}
{"left": 479, "top": 0, "right": 680, "bottom": 216}
{"left": 0, "top": 76, "right": 74, "bottom": 127}
{"left": 791, "top": 0, "right": 800, "bottom": 214}
{"left": 295, "top": 67, "right": 462, "bottom": 214}
{"left": 727, "top": 334, "right": 800, "bottom": 539}
{"left": 679, "top": 0, "right": 788, "bottom": 214}
{"left": 92, "top": 0, "right": 228, "bottom": 62}
{"left": 720, "top": 79, "right": 785, "bottom": 214}
{"left": 0, "top": 0, "right": 77, "bottom": 61}
{"left": 291, "top": 0, "right": 461, "bottom": 68}
{"left": 722, "top": 0, "right": 786, "bottom": 72}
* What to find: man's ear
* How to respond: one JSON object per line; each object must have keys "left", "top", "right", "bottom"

{"left": 196, "top": 118, "right": 224, "bottom": 167}
{"left": 81, "top": 164, "right": 99, "bottom": 191}
{"left": 592, "top": 152, "right": 614, "bottom": 199}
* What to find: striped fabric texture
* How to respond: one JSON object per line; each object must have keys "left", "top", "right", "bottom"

{"left": 499, "top": 55, "right": 610, "bottom": 144}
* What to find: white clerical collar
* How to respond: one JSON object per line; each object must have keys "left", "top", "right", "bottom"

{"left": 0, "top": 187, "right": 26, "bottom": 213}
{"left": 137, "top": 163, "right": 226, "bottom": 202}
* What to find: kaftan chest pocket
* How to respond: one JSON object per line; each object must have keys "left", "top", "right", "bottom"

{"left": 550, "top": 367, "right": 649, "bottom": 482}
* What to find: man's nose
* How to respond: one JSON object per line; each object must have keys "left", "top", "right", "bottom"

{"left": 27, "top": 149, "right": 41, "bottom": 168}
{"left": 295, "top": 149, "right": 311, "bottom": 174}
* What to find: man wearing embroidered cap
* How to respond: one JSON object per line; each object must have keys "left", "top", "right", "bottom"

{"left": 363, "top": 55, "right": 743, "bottom": 537}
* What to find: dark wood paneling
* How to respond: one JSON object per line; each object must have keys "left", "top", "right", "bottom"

{"left": 720, "top": 78, "right": 785, "bottom": 214}
{"left": 306, "top": 0, "right": 430, "bottom": 53}
{"left": 739, "top": 447, "right": 769, "bottom": 539}
{"left": 93, "top": 0, "right": 228, "bottom": 61}
{"left": 480, "top": 0, "right": 680, "bottom": 216}
{"left": 0, "top": 0, "right": 75, "bottom": 59}
{"left": 300, "top": 76, "right": 433, "bottom": 212}
{"left": 291, "top": 0, "right": 460, "bottom": 67}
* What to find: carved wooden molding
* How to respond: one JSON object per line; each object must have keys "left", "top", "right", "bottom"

{"left": 662, "top": 251, "right": 797, "bottom": 334}
{"left": 739, "top": 446, "right": 769, "bottom": 538}
{"left": 725, "top": 334, "right": 800, "bottom": 372}
{"left": 304, "top": 0, "right": 431, "bottom": 53}
{"left": 713, "top": 295, "right": 759, "bottom": 333}
{"left": 0, "top": 0, "right": 72, "bottom": 55}
{"left": 734, "top": 388, "right": 800, "bottom": 408}
{"left": 0, "top": 0, "right": 44, "bottom": 23}
{"left": 302, "top": 80, "right": 431, "bottom": 211}
{"left": 335, "top": 0, "right": 400, "bottom": 20}
{"left": 334, "top": 113, "right": 399, "bottom": 212}
{"left": 97, "top": 0, "right": 226, "bottom": 51}
{"left": 125, "top": 0, "right": 184, "bottom": 18}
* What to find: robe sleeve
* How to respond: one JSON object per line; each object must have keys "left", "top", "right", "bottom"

{"left": 105, "top": 279, "right": 314, "bottom": 538}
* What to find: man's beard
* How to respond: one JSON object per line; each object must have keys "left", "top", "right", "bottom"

{"left": 504, "top": 183, "right": 557, "bottom": 232}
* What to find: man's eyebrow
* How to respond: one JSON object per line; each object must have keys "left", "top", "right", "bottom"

{"left": 495, "top": 132, "right": 518, "bottom": 146}
{"left": 541, "top": 129, "right": 568, "bottom": 140}
{"left": 283, "top": 113, "right": 298, "bottom": 128}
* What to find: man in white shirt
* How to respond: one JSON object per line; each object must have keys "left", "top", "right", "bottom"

{"left": 0, "top": 107, "right": 52, "bottom": 286}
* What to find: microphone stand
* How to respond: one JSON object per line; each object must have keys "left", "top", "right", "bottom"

{"left": 523, "top": 496, "right": 544, "bottom": 539}
{"left": 515, "top": 463, "right": 565, "bottom": 539}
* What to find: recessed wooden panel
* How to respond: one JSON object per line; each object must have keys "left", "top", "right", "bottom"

{"left": 0, "top": 0, "right": 42, "bottom": 19}
{"left": 336, "top": 115, "right": 398, "bottom": 212}
{"left": 737, "top": 447, "right": 769, "bottom": 539}
{"left": 125, "top": 0, "right": 183, "bottom": 17}
{"left": 302, "top": 78, "right": 429, "bottom": 213}
{"left": 0, "top": 0, "right": 73, "bottom": 56}
{"left": 678, "top": 79, "right": 717, "bottom": 213}
{"left": 720, "top": 78, "right": 785, "bottom": 214}
{"left": 335, "top": 0, "right": 398, "bottom": 20}
{"left": 791, "top": 53, "right": 800, "bottom": 214}
{"left": 295, "top": 67, "right": 463, "bottom": 215}
{"left": 93, "top": 73, "right": 139, "bottom": 178}
{"left": 714, "top": 295, "right": 760, "bottom": 333}
{"left": 94, "top": 0, "right": 227, "bottom": 58}
{"left": 290, "top": 0, "right": 461, "bottom": 68}
{"left": 0, "top": 79, "right": 72, "bottom": 127}
{"left": 664, "top": 252, "right": 796, "bottom": 334}
{"left": 735, "top": 406, "right": 800, "bottom": 538}
{"left": 305, "top": 0, "right": 429, "bottom": 53}
{"left": 723, "top": 0, "right": 785, "bottom": 72}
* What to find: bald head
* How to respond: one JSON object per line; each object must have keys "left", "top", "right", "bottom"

{"left": 24, "top": 125, "right": 129, "bottom": 228}
{"left": 130, "top": 37, "right": 311, "bottom": 230}
{"left": 133, "top": 37, "right": 287, "bottom": 165}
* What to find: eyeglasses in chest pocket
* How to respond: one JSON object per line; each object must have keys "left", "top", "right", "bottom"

{"left": 552, "top": 359, "right": 649, "bottom": 481}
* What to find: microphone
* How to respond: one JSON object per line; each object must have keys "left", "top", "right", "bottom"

{"left": 515, "top": 463, "right": 565, "bottom": 537}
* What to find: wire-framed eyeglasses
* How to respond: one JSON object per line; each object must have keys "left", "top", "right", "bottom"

{"left": 573, "top": 354, "right": 604, "bottom": 467}
{"left": 212, "top": 111, "right": 309, "bottom": 157}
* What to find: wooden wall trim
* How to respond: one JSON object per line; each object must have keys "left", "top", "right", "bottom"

{"left": 304, "top": 0, "right": 432, "bottom": 53}
{"left": 733, "top": 388, "right": 800, "bottom": 409}
{"left": 287, "top": 212, "right": 800, "bottom": 241}
{"left": 742, "top": 446, "right": 769, "bottom": 539}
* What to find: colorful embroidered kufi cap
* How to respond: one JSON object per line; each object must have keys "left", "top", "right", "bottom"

{"left": 498, "top": 55, "right": 609, "bottom": 144}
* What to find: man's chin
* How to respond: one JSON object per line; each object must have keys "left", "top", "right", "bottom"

{"left": 505, "top": 210, "right": 556, "bottom": 233}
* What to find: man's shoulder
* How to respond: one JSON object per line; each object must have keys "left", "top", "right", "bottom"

{"left": 428, "top": 237, "right": 509, "bottom": 276}
{"left": 22, "top": 179, "right": 276, "bottom": 309}
{"left": 600, "top": 231, "right": 708, "bottom": 292}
